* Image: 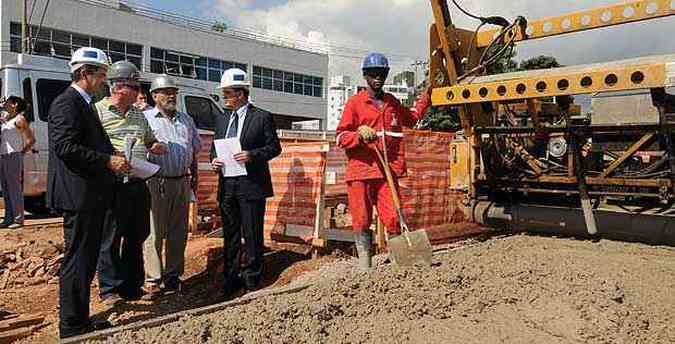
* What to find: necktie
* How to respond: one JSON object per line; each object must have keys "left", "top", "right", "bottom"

{"left": 226, "top": 110, "right": 238, "bottom": 138}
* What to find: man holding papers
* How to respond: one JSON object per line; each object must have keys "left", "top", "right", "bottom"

{"left": 210, "top": 68, "right": 281, "bottom": 299}
{"left": 93, "top": 61, "right": 167, "bottom": 305}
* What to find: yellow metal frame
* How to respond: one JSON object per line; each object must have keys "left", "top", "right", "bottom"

{"left": 476, "top": 0, "right": 675, "bottom": 48}
{"left": 433, "top": 62, "right": 667, "bottom": 105}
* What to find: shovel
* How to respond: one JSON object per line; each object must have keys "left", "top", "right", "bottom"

{"left": 371, "top": 136, "right": 432, "bottom": 267}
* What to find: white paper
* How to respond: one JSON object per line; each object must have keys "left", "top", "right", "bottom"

{"left": 213, "top": 138, "right": 248, "bottom": 177}
{"left": 129, "top": 157, "right": 160, "bottom": 179}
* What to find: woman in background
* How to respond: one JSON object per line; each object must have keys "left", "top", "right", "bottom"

{"left": 0, "top": 96, "right": 35, "bottom": 229}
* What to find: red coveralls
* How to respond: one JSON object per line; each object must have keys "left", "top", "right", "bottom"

{"left": 336, "top": 90, "right": 431, "bottom": 234}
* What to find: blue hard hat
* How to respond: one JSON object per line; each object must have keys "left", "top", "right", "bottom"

{"left": 362, "top": 53, "right": 389, "bottom": 70}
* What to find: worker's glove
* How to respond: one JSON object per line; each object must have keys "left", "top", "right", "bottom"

{"left": 357, "top": 125, "right": 376, "bottom": 143}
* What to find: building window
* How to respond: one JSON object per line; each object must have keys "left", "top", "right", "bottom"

{"left": 150, "top": 47, "right": 246, "bottom": 82}
{"left": 252, "top": 66, "right": 323, "bottom": 98}
{"left": 9, "top": 22, "right": 143, "bottom": 69}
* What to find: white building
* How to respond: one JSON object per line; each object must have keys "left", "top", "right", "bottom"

{"left": 1, "top": 0, "right": 328, "bottom": 129}
{"left": 326, "top": 75, "right": 358, "bottom": 131}
{"left": 327, "top": 75, "right": 415, "bottom": 130}
{"left": 384, "top": 82, "right": 412, "bottom": 107}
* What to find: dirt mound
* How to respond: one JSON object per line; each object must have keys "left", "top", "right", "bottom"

{"left": 100, "top": 234, "right": 675, "bottom": 344}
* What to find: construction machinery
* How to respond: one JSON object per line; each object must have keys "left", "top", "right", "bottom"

{"left": 428, "top": 0, "right": 675, "bottom": 244}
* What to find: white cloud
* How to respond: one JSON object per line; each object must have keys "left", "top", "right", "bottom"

{"left": 210, "top": 0, "right": 675, "bottom": 84}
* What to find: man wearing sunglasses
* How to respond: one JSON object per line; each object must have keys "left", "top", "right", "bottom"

{"left": 93, "top": 61, "right": 167, "bottom": 306}
{"left": 336, "top": 53, "right": 431, "bottom": 271}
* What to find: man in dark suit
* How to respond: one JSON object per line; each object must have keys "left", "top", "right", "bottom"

{"left": 210, "top": 68, "right": 281, "bottom": 298}
{"left": 48, "top": 47, "right": 130, "bottom": 338}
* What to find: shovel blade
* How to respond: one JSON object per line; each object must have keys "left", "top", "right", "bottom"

{"left": 388, "top": 230, "right": 433, "bottom": 267}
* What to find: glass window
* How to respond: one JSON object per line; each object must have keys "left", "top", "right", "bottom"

{"left": 71, "top": 34, "right": 89, "bottom": 47}
{"left": 222, "top": 62, "right": 233, "bottom": 71}
{"left": 10, "top": 37, "right": 21, "bottom": 53}
{"left": 196, "top": 57, "right": 207, "bottom": 67}
{"left": 274, "top": 80, "right": 283, "bottom": 92}
{"left": 294, "top": 83, "right": 303, "bottom": 95}
{"left": 262, "top": 77, "right": 273, "bottom": 90}
{"left": 166, "top": 53, "right": 179, "bottom": 62}
{"left": 36, "top": 79, "right": 70, "bottom": 122}
{"left": 284, "top": 72, "right": 294, "bottom": 81}
{"left": 262, "top": 68, "right": 273, "bottom": 78}
{"left": 110, "top": 52, "right": 125, "bottom": 63}
{"left": 252, "top": 75, "right": 262, "bottom": 88}
{"left": 92, "top": 38, "right": 107, "bottom": 50}
{"left": 10, "top": 22, "right": 21, "bottom": 35}
{"left": 179, "top": 56, "right": 194, "bottom": 64}
{"left": 32, "top": 26, "right": 50, "bottom": 40}
{"left": 52, "top": 30, "right": 70, "bottom": 44}
{"left": 253, "top": 66, "right": 262, "bottom": 75}
{"left": 284, "top": 81, "right": 293, "bottom": 93}
{"left": 208, "top": 70, "right": 221, "bottom": 82}
{"left": 274, "top": 70, "right": 284, "bottom": 80}
{"left": 294, "top": 73, "right": 304, "bottom": 83}
{"left": 313, "top": 86, "right": 322, "bottom": 97}
{"left": 235, "top": 63, "right": 247, "bottom": 71}
{"left": 52, "top": 43, "right": 71, "bottom": 57}
{"left": 109, "top": 40, "right": 125, "bottom": 53}
{"left": 150, "top": 60, "right": 164, "bottom": 74}
{"left": 185, "top": 96, "right": 218, "bottom": 130}
{"left": 196, "top": 67, "right": 207, "bottom": 80}
{"left": 181, "top": 64, "right": 195, "bottom": 78}
{"left": 304, "top": 85, "right": 313, "bottom": 96}
{"left": 165, "top": 62, "right": 179, "bottom": 74}
{"left": 314, "top": 77, "right": 322, "bottom": 86}
{"left": 32, "top": 40, "right": 51, "bottom": 56}
{"left": 208, "top": 58, "right": 221, "bottom": 69}
{"left": 304, "top": 75, "right": 314, "bottom": 84}
{"left": 151, "top": 47, "right": 164, "bottom": 59}
{"left": 127, "top": 44, "right": 142, "bottom": 56}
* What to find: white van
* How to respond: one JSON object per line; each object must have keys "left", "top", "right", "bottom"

{"left": 0, "top": 54, "right": 223, "bottom": 214}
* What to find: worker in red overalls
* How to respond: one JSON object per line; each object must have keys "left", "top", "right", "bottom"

{"left": 336, "top": 53, "right": 431, "bottom": 271}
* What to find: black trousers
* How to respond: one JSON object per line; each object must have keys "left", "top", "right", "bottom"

{"left": 97, "top": 181, "right": 151, "bottom": 298}
{"left": 59, "top": 207, "right": 107, "bottom": 338}
{"left": 219, "top": 177, "right": 266, "bottom": 290}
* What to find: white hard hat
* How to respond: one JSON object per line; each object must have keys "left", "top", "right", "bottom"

{"left": 69, "top": 47, "right": 110, "bottom": 73}
{"left": 217, "top": 68, "right": 250, "bottom": 90}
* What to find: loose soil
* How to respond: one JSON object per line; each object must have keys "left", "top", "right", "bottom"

{"left": 95, "top": 234, "right": 675, "bottom": 344}
{"left": 0, "top": 225, "right": 335, "bottom": 343}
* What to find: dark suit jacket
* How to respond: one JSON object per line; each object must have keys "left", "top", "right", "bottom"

{"left": 210, "top": 104, "right": 282, "bottom": 200}
{"left": 47, "top": 86, "right": 115, "bottom": 211}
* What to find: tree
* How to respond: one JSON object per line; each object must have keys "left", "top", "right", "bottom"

{"left": 211, "top": 21, "right": 228, "bottom": 32}
{"left": 519, "top": 55, "right": 560, "bottom": 71}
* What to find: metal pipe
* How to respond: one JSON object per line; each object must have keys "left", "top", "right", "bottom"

{"left": 471, "top": 201, "right": 675, "bottom": 246}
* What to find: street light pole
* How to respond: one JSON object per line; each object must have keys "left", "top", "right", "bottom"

{"left": 22, "top": 0, "right": 28, "bottom": 53}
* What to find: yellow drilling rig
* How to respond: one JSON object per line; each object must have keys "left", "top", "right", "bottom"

{"left": 428, "top": 0, "right": 675, "bottom": 244}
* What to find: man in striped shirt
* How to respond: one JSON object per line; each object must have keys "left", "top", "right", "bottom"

{"left": 94, "top": 61, "right": 167, "bottom": 306}
{"left": 142, "top": 75, "right": 201, "bottom": 298}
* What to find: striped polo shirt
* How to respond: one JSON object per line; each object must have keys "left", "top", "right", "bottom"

{"left": 144, "top": 107, "right": 201, "bottom": 178}
{"left": 94, "top": 98, "right": 156, "bottom": 161}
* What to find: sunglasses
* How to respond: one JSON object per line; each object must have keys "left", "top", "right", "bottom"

{"left": 364, "top": 70, "right": 389, "bottom": 79}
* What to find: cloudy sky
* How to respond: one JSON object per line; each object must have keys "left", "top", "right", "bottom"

{"left": 140, "top": 0, "right": 675, "bottom": 83}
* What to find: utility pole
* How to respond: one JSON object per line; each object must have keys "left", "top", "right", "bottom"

{"left": 410, "top": 59, "right": 429, "bottom": 90}
{"left": 22, "top": 0, "right": 28, "bottom": 53}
